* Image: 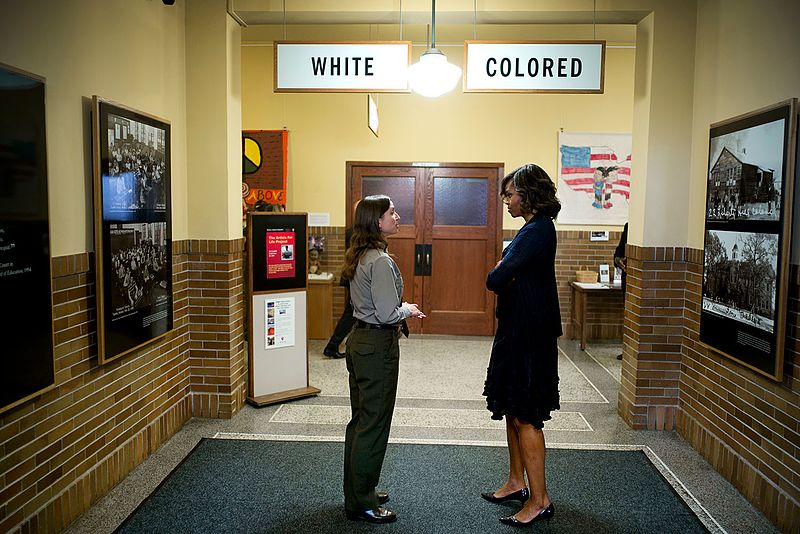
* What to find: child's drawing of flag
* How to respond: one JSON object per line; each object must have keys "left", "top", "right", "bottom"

{"left": 560, "top": 145, "right": 631, "bottom": 199}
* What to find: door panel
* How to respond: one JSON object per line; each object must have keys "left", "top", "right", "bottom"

{"left": 361, "top": 174, "right": 417, "bottom": 225}
{"left": 424, "top": 239, "right": 490, "bottom": 334}
{"left": 423, "top": 167, "right": 498, "bottom": 335}
{"left": 350, "top": 166, "right": 424, "bottom": 332}
{"left": 348, "top": 162, "right": 502, "bottom": 336}
{"left": 433, "top": 177, "right": 488, "bottom": 226}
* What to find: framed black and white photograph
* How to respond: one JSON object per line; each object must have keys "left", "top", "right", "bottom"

{"left": 702, "top": 230, "right": 778, "bottom": 333}
{"left": 700, "top": 99, "right": 797, "bottom": 380}
{"left": 92, "top": 97, "right": 172, "bottom": 364}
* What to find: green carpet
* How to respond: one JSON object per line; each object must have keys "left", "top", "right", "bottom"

{"left": 116, "top": 438, "right": 711, "bottom": 533}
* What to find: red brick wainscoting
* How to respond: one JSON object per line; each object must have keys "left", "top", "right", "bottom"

{"left": 617, "top": 245, "right": 686, "bottom": 431}
{"left": 186, "top": 239, "right": 247, "bottom": 418}
{"left": 0, "top": 238, "right": 247, "bottom": 533}
{"left": 554, "top": 229, "right": 625, "bottom": 342}
{"left": 619, "top": 245, "right": 799, "bottom": 532}
{"left": 679, "top": 255, "right": 799, "bottom": 532}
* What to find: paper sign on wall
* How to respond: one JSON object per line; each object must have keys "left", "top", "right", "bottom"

{"left": 265, "top": 297, "right": 296, "bottom": 349}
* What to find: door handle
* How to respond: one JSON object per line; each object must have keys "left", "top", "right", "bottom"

{"left": 424, "top": 244, "right": 432, "bottom": 276}
{"left": 414, "top": 244, "right": 425, "bottom": 276}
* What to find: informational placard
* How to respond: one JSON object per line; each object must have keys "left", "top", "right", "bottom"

{"left": 275, "top": 41, "right": 411, "bottom": 93}
{"left": 265, "top": 297, "right": 295, "bottom": 349}
{"left": 0, "top": 63, "right": 55, "bottom": 413}
{"left": 247, "top": 212, "right": 318, "bottom": 405}
{"left": 92, "top": 97, "right": 173, "bottom": 364}
{"left": 700, "top": 99, "right": 797, "bottom": 381}
{"left": 599, "top": 264, "right": 610, "bottom": 284}
{"left": 249, "top": 213, "right": 307, "bottom": 292}
{"left": 266, "top": 230, "right": 296, "bottom": 279}
{"left": 464, "top": 41, "right": 605, "bottom": 93}
{"left": 308, "top": 212, "right": 330, "bottom": 226}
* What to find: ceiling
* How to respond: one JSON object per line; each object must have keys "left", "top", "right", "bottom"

{"left": 229, "top": 0, "right": 649, "bottom": 26}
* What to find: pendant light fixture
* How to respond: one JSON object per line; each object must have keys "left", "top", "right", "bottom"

{"left": 407, "top": 0, "right": 462, "bottom": 97}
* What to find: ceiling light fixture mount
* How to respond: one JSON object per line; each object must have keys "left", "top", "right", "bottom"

{"left": 407, "top": 0, "right": 462, "bottom": 98}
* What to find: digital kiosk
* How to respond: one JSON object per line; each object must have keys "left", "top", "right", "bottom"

{"left": 246, "top": 212, "right": 320, "bottom": 406}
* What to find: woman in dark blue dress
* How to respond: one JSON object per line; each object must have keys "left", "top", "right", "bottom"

{"left": 481, "top": 164, "right": 562, "bottom": 527}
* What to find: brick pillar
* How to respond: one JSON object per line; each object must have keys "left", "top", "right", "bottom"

{"left": 618, "top": 244, "right": 686, "bottom": 430}
{"left": 186, "top": 239, "right": 247, "bottom": 418}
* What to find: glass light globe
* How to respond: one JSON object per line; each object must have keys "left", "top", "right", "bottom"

{"left": 407, "top": 48, "right": 462, "bottom": 98}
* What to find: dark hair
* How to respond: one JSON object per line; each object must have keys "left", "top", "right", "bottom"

{"left": 253, "top": 200, "right": 284, "bottom": 213}
{"left": 501, "top": 163, "right": 561, "bottom": 219}
{"left": 341, "top": 195, "right": 391, "bottom": 280}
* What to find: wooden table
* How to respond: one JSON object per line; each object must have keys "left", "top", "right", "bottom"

{"left": 307, "top": 275, "right": 334, "bottom": 339}
{"left": 570, "top": 281, "right": 623, "bottom": 350}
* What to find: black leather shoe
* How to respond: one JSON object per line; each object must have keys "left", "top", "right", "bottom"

{"left": 345, "top": 507, "right": 397, "bottom": 524}
{"left": 323, "top": 347, "right": 345, "bottom": 359}
{"left": 377, "top": 490, "right": 389, "bottom": 504}
{"left": 481, "top": 487, "right": 530, "bottom": 504}
{"left": 499, "top": 503, "right": 555, "bottom": 527}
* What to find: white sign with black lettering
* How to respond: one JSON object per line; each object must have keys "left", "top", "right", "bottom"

{"left": 464, "top": 41, "right": 604, "bottom": 93}
{"left": 275, "top": 41, "right": 411, "bottom": 92}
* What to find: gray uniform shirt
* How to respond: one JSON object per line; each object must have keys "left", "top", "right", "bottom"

{"left": 350, "top": 247, "right": 411, "bottom": 325}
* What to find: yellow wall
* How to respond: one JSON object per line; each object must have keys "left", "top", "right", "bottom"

{"left": 0, "top": 0, "right": 188, "bottom": 256}
{"left": 242, "top": 24, "right": 636, "bottom": 229}
{"left": 629, "top": 2, "right": 698, "bottom": 247}
{"left": 186, "top": 0, "right": 243, "bottom": 240}
{"left": 688, "top": 0, "right": 800, "bottom": 249}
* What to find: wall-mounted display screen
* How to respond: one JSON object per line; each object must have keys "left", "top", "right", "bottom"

{"left": 0, "top": 63, "right": 55, "bottom": 413}
{"left": 249, "top": 213, "right": 307, "bottom": 292}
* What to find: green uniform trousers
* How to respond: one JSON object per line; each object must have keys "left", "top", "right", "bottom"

{"left": 343, "top": 327, "right": 400, "bottom": 512}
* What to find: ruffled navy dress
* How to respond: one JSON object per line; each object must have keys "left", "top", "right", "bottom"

{"left": 483, "top": 212, "right": 562, "bottom": 428}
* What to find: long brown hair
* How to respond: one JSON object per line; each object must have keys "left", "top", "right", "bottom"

{"left": 501, "top": 163, "right": 561, "bottom": 219}
{"left": 341, "top": 195, "right": 391, "bottom": 280}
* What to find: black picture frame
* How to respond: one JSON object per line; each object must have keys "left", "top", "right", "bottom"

{"left": 700, "top": 99, "right": 797, "bottom": 380}
{"left": 248, "top": 212, "right": 308, "bottom": 293}
{"left": 92, "top": 97, "right": 172, "bottom": 364}
{"left": 0, "top": 63, "right": 55, "bottom": 413}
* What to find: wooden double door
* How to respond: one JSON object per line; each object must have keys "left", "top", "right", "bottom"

{"left": 347, "top": 162, "right": 503, "bottom": 336}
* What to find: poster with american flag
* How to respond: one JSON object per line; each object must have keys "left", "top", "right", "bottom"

{"left": 556, "top": 131, "right": 631, "bottom": 225}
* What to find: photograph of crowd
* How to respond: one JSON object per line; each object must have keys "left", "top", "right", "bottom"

{"left": 108, "top": 222, "right": 169, "bottom": 319}
{"left": 706, "top": 118, "right": 784, "bottom": 222}
{"left": 104, "top": 113, "right": 167, "bottom": 213}
{"left": 702, "top": 229, "right": 778, "bottom": 333}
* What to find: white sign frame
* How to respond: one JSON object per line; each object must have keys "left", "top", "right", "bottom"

{"left": 464, "top": 41, "right": 605, "bottom": 93}
{"left": 275, "top": 41, "right": 411, "bottom": 93}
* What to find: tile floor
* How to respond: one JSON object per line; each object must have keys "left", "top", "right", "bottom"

{"left": 64, "top": 336, "right": 778, "bottom": 534}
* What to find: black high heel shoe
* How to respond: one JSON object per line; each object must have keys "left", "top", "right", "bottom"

{"left": 481, "top": 487, "right": 530, "bottom": 504}
{"left": 499, "top": 503, "right": 555, "bottom": 527}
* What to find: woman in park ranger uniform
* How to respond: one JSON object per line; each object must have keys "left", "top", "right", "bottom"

{"left": 339, "top": 194, "right": 425, "bottom": 524}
